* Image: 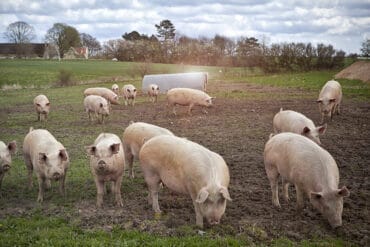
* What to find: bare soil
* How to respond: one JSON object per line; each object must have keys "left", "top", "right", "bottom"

{"left": 1, "top": 83, "right": 369, "bottom": 245}
{"left": 335, "top": 61, "right": 370, "bottom": 83}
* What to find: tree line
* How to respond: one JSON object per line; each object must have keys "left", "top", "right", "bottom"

{"left": 3, "top": 20, "right": 370, "bottom": 72}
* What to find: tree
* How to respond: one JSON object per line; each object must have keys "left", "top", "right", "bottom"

{"left": 360, "top": 38, "right": 370, "bottom": 57}
{"left": 80, "top": 33, "right": 101, "bottom": 56}
{"left": 45, "top": 23, "right": 80, "bottom": 58}
{"left": 4, "top": 21, "right": 36, "bottom": 44}
{"left": 122, "top": 31, "right": 149, "bottom": 41}
{"left": 155, "top": 19, "right": 176, "bottom": 41}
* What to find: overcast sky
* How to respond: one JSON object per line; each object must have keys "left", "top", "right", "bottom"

{"left": 1, "top": 0, "right": 369, "bottom": 54}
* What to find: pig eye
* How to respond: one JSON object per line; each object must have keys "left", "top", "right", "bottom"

{"left": 46, "top": 103, "right": 50, "bottom": 106}
{"left": 37, "top": 103, "right": 41, "bottom": 107}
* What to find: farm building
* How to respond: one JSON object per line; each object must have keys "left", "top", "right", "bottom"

{"left": 142, "top": 72, "right": 208, "bottom": 93}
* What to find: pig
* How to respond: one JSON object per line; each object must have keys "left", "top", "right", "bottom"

{"left": 86, "top": 133, "right": 125, "bottom": 208}
{"left": 317, "top": 80, "right": 342, "bottom": 124}
{"left": 167, "top": 88, "right": 214, "bottom": 116}
{"left": 23, "top": 128, "right": 69, "bottom": 203}
{"left": 139, "top": 135, "right": 232, "bottom": 228}
{"left": 0, "top": 140, "right": 17, "bottom": 191}
{"left": 33, "top": 94, "right": 50, "bottom": 121}
{"left": 122, "top": 84, "right": 137, "bottom": 106}
{"left": 122, "top": 121, "right": 174, "bottom": 178}
{"left": 273, "top": 108, "right": 327, "bottom": 145}
{"left": 83, "top": 95, "right": 110, "bottom": 123}
{"left": 147, "top": 84, "right": 160, "bottom": 103}
{"left": 264, "top": 132, "right": 350, "bottom": 228}
{"left": 84, "top": 87, "right": 120, "bottom": 105}
{"left": 111, "top": 84, "right": 119, "bottom": 95}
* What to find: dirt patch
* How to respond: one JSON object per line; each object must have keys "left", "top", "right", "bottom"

{"left": 1, "top": 83, "right": 369, "bottom": 245}
{"left": 335, "top": 61, "right": 370, "bottom": 82}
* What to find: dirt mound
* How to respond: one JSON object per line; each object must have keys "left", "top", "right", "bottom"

{"left": 335, "top": 61, "right": 370, "bottom": 82}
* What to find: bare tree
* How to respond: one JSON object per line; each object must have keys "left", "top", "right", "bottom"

{"left": 360, "top": 38, "right": 370, "bottom": 57}
{"left": 4, "top": 21, "right": 36, "bottom": 44}
{"left": 80, "top": 33, "right": 101, "bottom": 56}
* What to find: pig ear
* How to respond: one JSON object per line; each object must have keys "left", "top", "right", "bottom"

{"left": 85, "top": 145, "right": 96, "bottom": 156}
{"left": 316, "top": 99, "right": 322, "bottom": 104}
{"left": 127, "top": 89, "right": 131, "bottom": 93}
{"left": 46, "top": 102, "right": 50, "bottom": 106}
{"left": 7, "top": 141, "right": 17, "bottom": 155}
{"left": 59, "top": 149, "right": 68, "bottom": 161}
{"left": 36, "top": 103, "right": 41, "bottom": 107}
{"left": 310, "top": 191, "right": 323, "bottom": 200}
{"left": 110, "top": 143, "right": 120, "bottom": 154}
{"left": 317, "top": 124, "right": 327, "bottom": 135}
{"left": 39, "top": 153, "right": 47, "bottom": 164}
{"left": 152, "top": 86, "right": 155, "bottom": 90}
{"left": 329, "top": 98, "right": 336, "bottom": 103}
{"left": 196, "top": 188, "right": 209, "bottom": 203}
{"left": 133, "top": 88, "right": 137, "bottom": 92}
{"left": 220, "top": 187, "right": 232, "bottom": 201}
{"left": 302, "top": 127, "right": 310, "bottom": 135}
{"left": 337, "top": 186, "right": 350, "bottom": 197}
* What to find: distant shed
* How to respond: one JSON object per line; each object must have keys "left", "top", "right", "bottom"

{"left": 142, "top": 72, "right": 208, "bottom": 93}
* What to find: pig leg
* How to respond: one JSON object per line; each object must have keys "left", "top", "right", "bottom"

{"left": 126, "top": 152, "right": 134, "bottom": 179}
{"left": 187, "top": 104, "right": 194, "bottom": 116}
{"left": 114, "top": 177, "right": 123, "bottom": 207}
{"left": 192, "top": 200, "right": 204, "bottom": 228}
{"left": 37, "top": 176, "right": 46, "bottom": 203}
{"left": 265, "top": 163, "right": 280, "bottom": 207}
{"left": 0, "top": 172, "right": 5, "bottom": 191}
{"left": 144, "top": 172, "right": 162, "bottom": 213}
{"left": 295, "top": 184, "right": 304, "bottom": 210}
{"left": 132, "top": 98, "right": 135, "bottom": 106}
{"left": 172, "top": 105, "right": 177, "bottom": 116}
{"left": 59, "top": 175, "right": 66, "bottom": 197}
{"left": 95, "top": 179, "right": 105, "bottom": 208}
{"left": 282, "top": 178, "right": 290, "bottom": 202}
{"left": 337, "top": 103, "right": 341, "bottom": 115}
{"left": 24, "top": 154, "right": 33, "bottom": 188}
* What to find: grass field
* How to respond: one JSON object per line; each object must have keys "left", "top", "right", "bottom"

{"left": 0, "top": 59, "right": 369, "bottom": 246}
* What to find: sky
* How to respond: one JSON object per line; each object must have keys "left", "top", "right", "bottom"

{"left": 0, "top": 0, "right": 369, "bottom": 54}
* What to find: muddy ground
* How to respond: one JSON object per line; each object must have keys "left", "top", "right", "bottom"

{"left": 1, "top": 83, "right": 369, "bottom": 245}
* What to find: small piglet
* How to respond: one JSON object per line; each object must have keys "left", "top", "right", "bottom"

{"left": 86, "top": 133, "right": 125, "bottom": 208}
{"left": 33, "top": 94, "right": 50, "bottom": 121}
{"left": 139, "top": 135, "right": 231, "bottom": 228}
{"left": 147, "top": 84, "right": 160, "bottom": 103}
{"left": 167, "top": 88, "right": 213, "bottom": 116}
{"left": 273, "top": 108, "right": 326, "bottom": 145}
{"left": 84, "top": 95, "right": 110, "bottom": 123}
{"left": 317, "top": 80, "right": 342, "bottom": 123}
{"left": 264, "top": 132, "right": 350, "bottom": 228}
{"left": 84, "top": 87, "right": 120, "bottom": 105}
{"left": 23, "top": 128, "right": 69, "bottom": 202}
{"left": 122, "top": 121, "right": 174, "bottom": 178}
{"left": 122, "top": 84, "right": 137, "bottom": 106}
{"left": 0, "top": 140, "right": 17, "bottom": 191}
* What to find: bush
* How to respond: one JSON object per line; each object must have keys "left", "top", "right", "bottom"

{"left": 57, "top": 69, "right": 74, "bottom": 86}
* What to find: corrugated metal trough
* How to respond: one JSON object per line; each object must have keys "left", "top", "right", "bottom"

{"left": 142, "top": 72, "right": 208, "bottom": 93}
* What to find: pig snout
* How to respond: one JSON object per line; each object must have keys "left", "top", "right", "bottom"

{"left": 2, "top": 164, "right": 11, "bottom": 171}
{"left": 208, "top": 218, "right": 220, "bottom": 225}
{"left": 97, "top": 160, "right": 107, "bottom": 170}
{"left": 328, "top": 216, "right": 342, "bottom": 228}
{"left": 53, "top": 172, "right": 61, "bottom": 180}
{"left": 42, "top": 110, "right": 48, "bottom": 114}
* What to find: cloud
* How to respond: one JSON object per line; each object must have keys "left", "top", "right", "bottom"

{"left": 0, "top": 0, "right": 369, "bottom": 53}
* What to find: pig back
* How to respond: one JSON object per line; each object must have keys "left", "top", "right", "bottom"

{"left": 319, "top": 80, "right": 342, "bottom": 100}
{"left": 265, "top": 133, "right": 339, "bottom": 190}
{"left": 139, "top": 135, "right": 229, "bottom": 192}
